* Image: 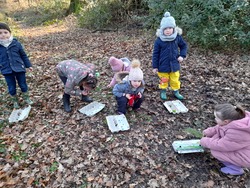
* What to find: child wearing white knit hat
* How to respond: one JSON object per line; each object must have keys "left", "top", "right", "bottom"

{"left": 113, "top": 59, "right": 145, "bottom": 115}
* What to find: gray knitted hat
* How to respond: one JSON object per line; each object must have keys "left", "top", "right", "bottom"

{"left": 160, "top": 12, "right": 176, "bottom": 29}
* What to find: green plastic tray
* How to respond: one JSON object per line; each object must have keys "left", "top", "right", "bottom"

{"left": 172, "top": 139, "right": 204, "bottom": 154}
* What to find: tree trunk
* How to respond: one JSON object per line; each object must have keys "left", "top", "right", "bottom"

{"left": 66, "top": 0, "right": 80, "bottom": 15}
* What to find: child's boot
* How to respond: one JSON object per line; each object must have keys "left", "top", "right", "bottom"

{"left": 81, "top": 95, "right": 93, "bottom": 103}
{"left": 174, "top": 90, "right": 184, "bottom": 100}
{"left": 22, "top": 92, "right": 33, "bottom": 105}
{"left": 63, "top": 93, "right": 71, "bottom": 113}
{"left": 11, "top": 95, "right": 20, "bottom": 109}
{"left": 220, "top": 163, "right": 244, "bottom": 175}
{"left": 160, "top": 89, "right": 167, "bottom": 100}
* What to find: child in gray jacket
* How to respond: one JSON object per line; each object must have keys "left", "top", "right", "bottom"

{"left": 113, "top": 59, "right": 145, "bottom": 114}
{"left": 56, "top": 59, "right": 98, "bottom": 112}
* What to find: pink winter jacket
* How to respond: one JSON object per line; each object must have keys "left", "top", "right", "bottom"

{"left": 200, "top": 111, "right": 250, "bottom": 167}
{"left": 109, "top": 58, "right": 131, "bottom": 87}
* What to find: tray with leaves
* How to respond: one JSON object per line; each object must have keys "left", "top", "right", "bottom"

{"left": 106, "top": 114, "right": 130, "bottom": 133}
{"left": 79, "top": 101, "right": 105, "bottom": 116}
{"left": 172, "top": 139, "right": 204, "bottom": 154}
{"left": 9, "top": 105, "right": 31, "bottom": 123}
{"left": 163, "top": 100, "right": 188, "bottom": 114}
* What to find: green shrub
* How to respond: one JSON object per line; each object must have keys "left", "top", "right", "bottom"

{"left": 0, "top": 12, "right": 6, "bottom": 22}
{"left": 13, "top": 0, "right": 69, "bottom": 26}
{"left": 78, "top": 0, "right": 127, "bottom": 30}
{"left": 144, "top": 0, "right": 250, "bottom": 51}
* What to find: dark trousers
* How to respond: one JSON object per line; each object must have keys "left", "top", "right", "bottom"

{"left": 59, "top": 76, "right": 67, "bottom": 85}
{"left": 4, "top": 72, "right": 28, "bottom": 96}
{"left": 59, "top": 76, "right": 70, "bottom": 97}
{"left": 59, "top": 75, "right": 85, "bottom": 98}
{"left": 116, "top": 95, "right": 144, "bottom": 114}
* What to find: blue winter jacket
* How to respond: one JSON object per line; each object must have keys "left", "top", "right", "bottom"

{"left": 0, "top": 38, "right": 32, "bottom": 75}
{"left": 113, "top": 80, "right": 145, "bottom": 98}
{"left": 152, "top": 35, "right": 187, "bottom": 73}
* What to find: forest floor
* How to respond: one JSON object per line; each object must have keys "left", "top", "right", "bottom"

{"left": 1, "top": 2, "right": 250, "bottom": 188}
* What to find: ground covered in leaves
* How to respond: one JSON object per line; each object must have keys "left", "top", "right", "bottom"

{"left": 0, "top": 18, "right": 250, "bottom": 188}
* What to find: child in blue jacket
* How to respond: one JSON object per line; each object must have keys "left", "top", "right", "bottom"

{"left": 113, "top": 59, "right": 144, "bottom": 115}
{"left": 152, "top": 12, "right": 188, "bottom": 100}
{"left": 0, "top": 22, "right": 33, "bottom": 108}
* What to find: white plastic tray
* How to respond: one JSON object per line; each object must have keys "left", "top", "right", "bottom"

{"left": 8, "top": 105, "right": 31, "bottom": 123}
{"left": 106, "top": 114, "right": 130, "bottom": 133}
{"left": 163, "top": 100, "right": 188, "bottom": 114}
{"left": 79, "top": 101, "right": 105, "bottom": 116}
{"left": 172, "top": 139, "right": 204, "bottom": 154}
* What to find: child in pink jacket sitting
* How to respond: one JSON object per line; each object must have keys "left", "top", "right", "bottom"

{"left": 200, "top": 103, "right": 250, "bottom": 175}
{"left": 107, "top": 56, "right": 131, "bottom": 88}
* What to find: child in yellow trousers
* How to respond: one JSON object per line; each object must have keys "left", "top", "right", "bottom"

{"left": 152, "top": 12, "right": 188, "bottom": 100}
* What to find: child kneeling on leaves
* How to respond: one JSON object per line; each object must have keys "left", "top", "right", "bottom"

{"left": 107, "top": 56, "right": 131, "bottom": 88}
{"left": 112, "top": 59, "right": 145, "bottom": 115}
{"left": 200, "top": 103, "right": 250, "bottom": 175}
{"left": 56, "top": 59, "right": 98, "bottom": 113}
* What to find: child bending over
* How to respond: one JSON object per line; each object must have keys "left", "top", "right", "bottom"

{"left": 56, "top": 60, "right": 98, "bottom": 113}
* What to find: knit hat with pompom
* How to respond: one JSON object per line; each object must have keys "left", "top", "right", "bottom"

{"left": 109, "top": 56, "right": 131, "bottom": 72}
{"left": 128, "top": 59, "right": 143, "bottom": 81}
{"left": 160, "top": 12, "right": 176, "bottom": 29}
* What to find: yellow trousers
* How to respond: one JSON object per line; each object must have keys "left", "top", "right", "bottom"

{"left": 157, "top": 71, "right": 181, "bottom": 90}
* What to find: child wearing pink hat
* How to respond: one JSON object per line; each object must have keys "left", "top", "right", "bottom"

{"left": 107, "top": 56, "right": 131, "bottom": 88}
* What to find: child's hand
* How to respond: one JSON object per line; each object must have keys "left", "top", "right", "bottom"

{"left": 28, "top": 67, "right": 33, "bottom": 72}
{"left": 82, "top": 90, "right": 89, "bottom": 95}
{"left": 153, "top": 68, "right": 158, "bottom": 74}
{"left": 125, "top": 94, "right": 131, "bottom": 99}
{"left": 137, "top": 92, "right": 142, "bottom": 98}
{"left": 178, "top": 56, "right": 184, "bottom": 62}
{"left": 107, "top": 84, "right": 112, "bottom": 88}
{"left": 202, "top": 130, "right": 208, "bottom": 137}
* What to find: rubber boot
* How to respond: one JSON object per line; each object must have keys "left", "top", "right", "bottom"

{"left": 81, "top": 95, "right": 93, "bottom": 103}
{"left": 22, "top": 92, "right": 33, "bottom": 105}
{"left": 11, "top": 95, "right": 20, "bottom": 109}
{"left": 63, "top": 93, "right": 71, "bottom": 113}
{"left": 221, "top": 162, "right": 244, "bottom": 175}
{"left": 221, "top": 166, "right": 244, "bottom": 175}
{"left": 174, "top": 90, "right": 184, "bottom": 100}
{"left": 160, "top": 90, "right": 167, "bottom": 100}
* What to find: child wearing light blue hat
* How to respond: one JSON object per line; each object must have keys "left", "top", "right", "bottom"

{"left": 152, "top": 12, "right": 188, "bottom": 100}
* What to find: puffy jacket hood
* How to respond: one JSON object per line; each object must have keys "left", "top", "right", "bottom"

{"left": 156, "top": 26, "right": 183, "bottom": 37}
{"left": 114, "top": 71, "right": 129, "bottom": 84}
